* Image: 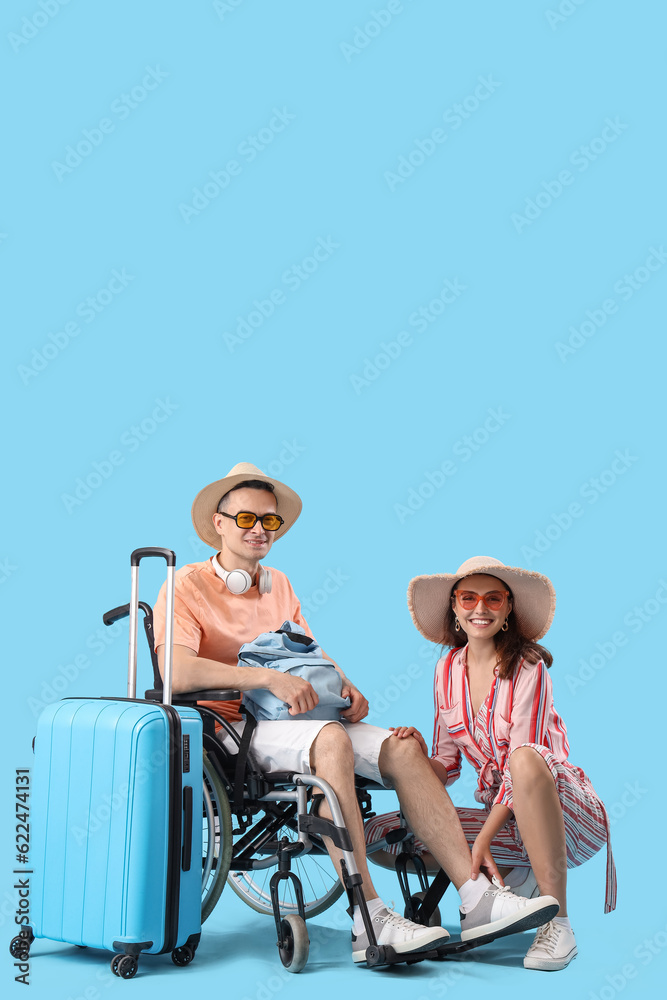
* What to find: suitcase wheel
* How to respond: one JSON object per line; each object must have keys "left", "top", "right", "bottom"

{"left": 171, "top": 944, "right": 195, "bottom": 967}
{"left": 9, "top": 935, "right": 30, "bottom": 960}
{"left": 118, "top": 955, "right": 138, "bottom": 979}
{"left": 111, "top": 954, "right": 138, "bottom": 979}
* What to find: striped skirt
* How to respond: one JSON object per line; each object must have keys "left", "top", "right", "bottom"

{"left": 364, "top": 743, "right": 617, "bottom": 912}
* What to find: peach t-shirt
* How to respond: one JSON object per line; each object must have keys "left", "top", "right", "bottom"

{"left": 152, "top": 557, "right": 311, "bottom": 722}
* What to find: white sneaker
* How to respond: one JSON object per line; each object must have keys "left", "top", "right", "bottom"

{"left": 351, "top": 906, "right": 450, "bottom": 963}
{"left": 524, "top": 919, "right": 578, "bottom": 971}
{"left": 460, "top": 877, "right": 559, "bottom": 944}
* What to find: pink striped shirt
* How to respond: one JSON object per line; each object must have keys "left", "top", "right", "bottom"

{"left": 432, "top": 645, "right": 570, "bottom": 810}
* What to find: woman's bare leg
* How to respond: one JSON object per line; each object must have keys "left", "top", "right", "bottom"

{"left": 509, "top": 747, "right": 568, "bottom": 915}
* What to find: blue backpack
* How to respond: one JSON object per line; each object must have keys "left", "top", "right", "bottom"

{"left": 239, "top": 621, "right": 351, "bottom": 722}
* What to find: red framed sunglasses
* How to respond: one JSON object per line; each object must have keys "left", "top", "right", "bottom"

{"left": 453, "top": 589, "right": 509, "bottom": 611}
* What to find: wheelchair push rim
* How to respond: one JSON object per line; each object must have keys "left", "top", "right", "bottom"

{"left": 227, "top": 816, "right": 344, "bottom": 917}
{"left": 202, "top": 752, "right": 233, "bottom": 922}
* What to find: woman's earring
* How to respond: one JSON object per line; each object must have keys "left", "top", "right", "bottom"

{"left": 501, "top": 618, "right": 509, "bottom": 632}
{"left": 454, "top": 616, "right": 461, "bottom": 632}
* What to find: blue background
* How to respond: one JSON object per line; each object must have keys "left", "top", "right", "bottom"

{"left": 2, "top": 1, "right": 665, "bottom": 997}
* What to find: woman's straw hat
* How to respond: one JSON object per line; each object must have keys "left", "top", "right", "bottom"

{"left": 407, "top": 556, "right": 556, "bottom": 643}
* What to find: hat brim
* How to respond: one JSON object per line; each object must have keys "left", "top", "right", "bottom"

{"left": 191, "top": 471, "right": 302, "bottom": 549}
{"left": 408, "top": 563, "right": 556, "bottom": 643}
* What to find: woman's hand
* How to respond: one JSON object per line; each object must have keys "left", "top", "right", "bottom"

{"left": 471, "top": 831, "right": 504, "bottom": 885}
{"left": 389, "top": 726, "right": 429, "bottom": 758}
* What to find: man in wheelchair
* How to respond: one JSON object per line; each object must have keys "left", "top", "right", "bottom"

{"left": 152, "top": 463, "right": 557, "bottom": 966}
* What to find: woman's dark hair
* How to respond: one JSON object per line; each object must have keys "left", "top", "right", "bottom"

{"left": 217, "top": 479, "right": 275, "bottom": 513}
{"left": 442, "top": 578, "right": 553, "bottom": 679}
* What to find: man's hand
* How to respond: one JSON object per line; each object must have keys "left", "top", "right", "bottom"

{"left": 388, "top": 726, "right": 429, "bottom": 758}
{"left": 340, "top": 680, "right": 369, "bottom": 723}
{"left": 266, "top": 671, "right": 319, "bottom": 716}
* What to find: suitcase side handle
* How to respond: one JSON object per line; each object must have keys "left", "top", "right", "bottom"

{"left": 182, "top": 786, "right": 193, "bottom": 872}
{"left": 103, "top": 600, "right": 152, "bottom": 626}
{"left": 129, "top": 549, "right": 176, "bottom": 706}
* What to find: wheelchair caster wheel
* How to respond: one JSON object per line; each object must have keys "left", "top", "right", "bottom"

{"left": 365, "top": 944, "right": 385, "bottom": 967}
{"left": 117, "top": 955, "right": 138, "bottom": 979}
{"left": 406, "top": 890, "right": 442, "bottom": 927}
{"left": 278, "top": 915, "right": 309, "bottom": 973}
{"left": 9, "top": 935, "right": 29, "bottom": 960}
{"left": 172, "top": 944, "right": 195, "bottom": 966}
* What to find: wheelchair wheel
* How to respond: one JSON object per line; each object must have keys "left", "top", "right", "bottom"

{"left": 407, "top": 890, "right": 442, "bottom": 927}
{"left": 279, "top": 915, "right": 309, "bottom": 973}
{"left": 227, "top": 818, "right": 344, "bottom": 917}
{"left": 202, "top": 752, "right": 233, "bottom": 922}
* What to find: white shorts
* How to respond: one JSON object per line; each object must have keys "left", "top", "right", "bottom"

{"left": 217, "top": 719, "right": 393, "bottom": 788}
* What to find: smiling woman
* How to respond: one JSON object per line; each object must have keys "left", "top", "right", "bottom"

{"left": 366, "top": 556, "right": 617, "bottom": 973}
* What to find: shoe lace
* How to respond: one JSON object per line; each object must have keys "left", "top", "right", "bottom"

{"left": 489, "top": 876, "right": 531, "bottom": 912}
{"left": 530, "top": 921, "right": 558, "bottom": 954}
{"left": 490, "top": 877, "right": 515, "bottom": 898}
{"left": 382, "top": 909, "right": 421, "bottom": 931}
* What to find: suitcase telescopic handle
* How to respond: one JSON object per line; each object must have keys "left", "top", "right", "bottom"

{"left": 130, "top": 547, "right": 176, "bottom": 567}
{"left": 128, "top": 548, "right": 176, "bottom": 706}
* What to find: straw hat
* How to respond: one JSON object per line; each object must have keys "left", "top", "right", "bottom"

{"left": 407, "top": 556, "right": 556, "bottom": 643}
{"left": 191, "top": 462, "right": 302, "bottom": 549}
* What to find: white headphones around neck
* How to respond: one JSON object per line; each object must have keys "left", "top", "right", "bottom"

{"left": 211, "top": 556, "right": 272, "bottom": 595}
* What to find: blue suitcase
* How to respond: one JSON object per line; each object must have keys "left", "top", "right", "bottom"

{"left": 12, "top": 548, "right": 202, "bottom": 979}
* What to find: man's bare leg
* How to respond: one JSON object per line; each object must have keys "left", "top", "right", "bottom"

{"left": 309, "top": 723, "right": 380, "bottom": 899}
{"left": 309, "top": 725, "right": 459, "bottom": 962}
{"left": 378, "top": 735, "right": 473, "bottom": 889}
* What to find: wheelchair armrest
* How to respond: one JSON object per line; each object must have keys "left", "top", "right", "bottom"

{"left": 181, "top": 689, "right": 241, "bottom": 701}
{"left": 262, "top": 771, "right": 298, "bottom": 785}
{"left": 144, "top": 688, "right": 241, "bottom": 703}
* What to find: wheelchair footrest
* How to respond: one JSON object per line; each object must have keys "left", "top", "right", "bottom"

{"left": 365, "top": 931, "right": 497, "bottom": 967}
{"left": 365, "top": 944, "right": 441, "bottom": 968}
{"left": 432, "top": 934, "right": 500, "bottom": 958}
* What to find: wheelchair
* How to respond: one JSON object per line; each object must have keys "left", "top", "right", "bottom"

{"left": 102, "top": 600, "right": 460, "bottom": 972}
